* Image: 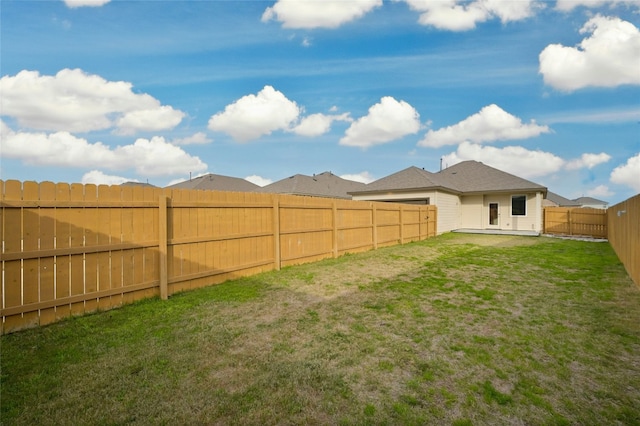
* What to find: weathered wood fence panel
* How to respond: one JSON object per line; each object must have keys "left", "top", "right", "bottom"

{"left": 543, "top": 207, "right": 607, "bottom": 238}
{"left": 0, "top": 180, "right": 437, "bottom": 334}
{"left": 608, "top": 194, "right": 640, "bottom": 287}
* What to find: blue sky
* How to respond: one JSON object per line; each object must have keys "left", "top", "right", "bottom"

{"left": 1, "top": 0, "right": 639, "bottom": 204}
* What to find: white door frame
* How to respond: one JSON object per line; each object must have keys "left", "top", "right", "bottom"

{"left": 488, "top": 202, "right": 500, "bottom": 228}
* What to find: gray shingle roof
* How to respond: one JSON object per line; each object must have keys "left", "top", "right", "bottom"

{"left": 436, "top": 161, "right": 546, "bottom": 193}
{"left": 545, "top": 191, "right": 581, "bottom": 206}
{"left": 259, "top": 171, "right": 366, "bottom": 199}
{"left": 351, "top": 166, "right": 448, "bottom": 193}
{"left": 121, "top": 181, "right": 158, "bottom": 188}
{"left": 166, "top": 173, "right": 260, "bottom": 192}
{"left": 350, "top": 161, "right": 547, "bottom": 195}
{"left": 573, "top": 196, "right": 608, "bottom": 206}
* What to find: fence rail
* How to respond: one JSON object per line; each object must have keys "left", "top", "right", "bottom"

{"left": 0, "top": 180, "right": 437, "bottom": 334}
{"left": 543, "top": 207, "right": 607, "bottom": 238}
{"left": 608, "top": 194, "right": 640, "bottom": 287}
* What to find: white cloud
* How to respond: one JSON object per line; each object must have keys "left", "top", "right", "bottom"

{"left": 0, "top": 69, "right": 184, "bottom": 134}
{"left": 1, "top": 121, "right": 206, "bottom": 177}
{"left": 245, "top": 175, "right": 273, "bottom": 187}
{"left": 539, "top": 15, "right": 640, "bottom": 91}
{"left": 82, "top": 170, "right": 134, "bottom": 186}
{"left": 340, "top": 96, "right": 421, "bottom": 148}
{"left": 442, "top": 141, "right": 565, "bottom": 179}
{"left": 340, "top": 171, "right": 375, "bottom": 184}
{"left": 114, "top": 137, "right": 207, "bottom": 176}
{"left": 586, "top": 184, "right": 614, "bottom": 198}
{"left": 610, "top": 153, "right": 640, "bottom": 192}
{"left": 418, "top": 104, "right": 550, "bottom": 148}
{"left": 399, "top": 0, "right": 539, "bottom": 31}
{"left": 115, "top": 106, "right": 185, "bottom": 135}
{"left": 172, "top": 132, "right": 212, "bottom": 146}
{"left": 262, "top": 0, "right": 382, "bottom": 29}
{"left": 292, "top": 112, "right": 351, "bottom": 137}
{"left": 63, "top": 0, "right": 110, "bottom": 8}
{"left": 208, "top": 86, "right": 301, "bottom": 142}
{"left": 555, "top": 0, "right": 639, "bottom": 11}
{"left": 565, "top": 152, "right": 611, "bottom": 170}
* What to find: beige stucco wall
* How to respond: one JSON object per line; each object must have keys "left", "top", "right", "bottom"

{"left": 460, "top": 195, "right": 483, "bottom": 229}
{"left": 477, "top": 192, "right": 543, "bottom": 232}
{"left": 433, "top": 191, "right": 460, "bottom": 234}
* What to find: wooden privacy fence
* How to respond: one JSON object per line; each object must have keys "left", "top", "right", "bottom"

{"left": 0, "top": 180, "right": 437, "bottom": 334}
{"left": 607, "top": 194, "right": 640, "bottom": 287}
{"left": 543, "top": 207, "right": 607, "bottom": 238}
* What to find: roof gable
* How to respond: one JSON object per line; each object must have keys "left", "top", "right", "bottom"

{"left": 166, "top": 173, "right": 260, "bottom": 192}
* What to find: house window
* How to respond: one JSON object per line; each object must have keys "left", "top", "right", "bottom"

{"left": 511, "top": 195, "right": 526, "bottom": 216}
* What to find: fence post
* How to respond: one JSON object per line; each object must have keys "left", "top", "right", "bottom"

{"left": 158, "top": 194, "right": 168, "bottom": 300}
{"left": 399, "top": 205, "right": 404, "bottom": 244}
{"left": 332, "top": 200, "right": 338, "bottom": 258}
{"left": 372, "top": 203, "right": 378, "bottom": 250}
{"left": 273, "top": 196, "right": 281, "bottom": 271}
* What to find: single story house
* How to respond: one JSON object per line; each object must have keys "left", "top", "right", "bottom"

{"left": 572, "top": 196, "right": 608, "bottom": 210}
{"left": 258, "top": 171, "right": 366, "bottom": 199}
{"left": 543, "top": 191, "right": 581, "bottom": 208}
{"left": 349, "top": 160, "right": 547, "bottom": 235}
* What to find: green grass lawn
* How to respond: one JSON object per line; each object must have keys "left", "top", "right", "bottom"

{"left": 2, "top": 233, "right": 639, "bottom": 425}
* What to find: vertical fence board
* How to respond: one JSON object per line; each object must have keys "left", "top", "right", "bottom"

{"left": 202, "top": 191, "right": 216, "bottom": 282}
{"left": 143, "top": 187, "right": 159, "bottom": 298}
{"left": 159, "top": 194, "right": 168, "bottom": 300}
{"left": 22, "top": 182, "right": 40, "bottom": 328}
{"left": 109, "top": 185, "right": 123, "bottom": 308}
{"left": 96, "top": 185, "right": 112, "bottom": 311}
{"left": 3, "top": 181, "right": 24, "bottom": 332}
{"left": 55, "top": 183, "right": 71, "bottom": 320}
{"left": 69, "top": 183, "right": 86, "bottom": 316}
{"left": 121, "top": 186, "right": 135, "bottom": 304}
{"left": 83, "top": 184, "right": 99, "bottom": 313}
{"left": 39, "top": 182, "right": 56, "bottom": 325}
{"left": 130, "top": 186, "right": 145, "bottom": 299}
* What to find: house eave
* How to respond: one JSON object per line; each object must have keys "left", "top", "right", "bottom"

{"left": 349, "top": 186, "right": 461, "bottom": 197}
{"left": 460, "top": 188, "right": 547, "bottom": 196}
{"left": 350, "top": 186, "right": 547, "bottom": 198}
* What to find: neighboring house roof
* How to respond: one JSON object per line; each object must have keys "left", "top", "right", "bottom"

{"left": 350, "top": 166, "right": 448, "bottom": 193}
{"left": 259, "top": 171, "right": 367, "bottom": 199}
{"left": 350, "top": 161, "right": 547, "bottom": 196}
{"left": 166, "top": 173, "right": 260, "bottom": 192}
{"left": 121, "top": 181, "right": 157, "bottom": 188}
{"left": 573, "top": 196, "right": 608, "bottom": 207}
{"left": 545, "top": 191, "right": 580, "bottom": 207}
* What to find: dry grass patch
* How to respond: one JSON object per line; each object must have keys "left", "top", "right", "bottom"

{"left": 2, "top": 233, "right": 639, "bottom": 425}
